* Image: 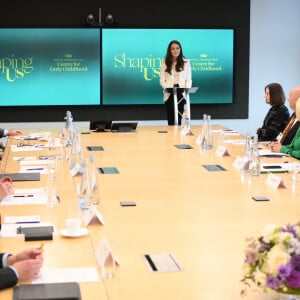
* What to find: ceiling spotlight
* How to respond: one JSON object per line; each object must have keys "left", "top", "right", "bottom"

{"left": 86, "top": 14, "right": 95, "bottom": 25}
{"left": 105, "top": 14, "right": 114, "bottom": 24}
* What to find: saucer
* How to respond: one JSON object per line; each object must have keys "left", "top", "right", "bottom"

{"left": 60, "top": 228, "right": 88, "bottom": 238}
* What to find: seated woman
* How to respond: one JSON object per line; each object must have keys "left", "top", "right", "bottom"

{"left": 256, "top": 83, "right": 290, "bottom": 142}
{"left": 271, "top": 98, "right": 300, "bottom": 159}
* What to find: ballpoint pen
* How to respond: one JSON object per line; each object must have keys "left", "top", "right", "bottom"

{"left": 26, "top": 168, "right": 44, "bottom": 171}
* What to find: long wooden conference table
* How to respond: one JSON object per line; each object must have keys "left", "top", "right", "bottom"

{"left": 0, "top": 125, "right": 300, "bottom": 300}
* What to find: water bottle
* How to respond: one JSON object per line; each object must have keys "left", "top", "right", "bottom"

{"left": 78, "top": 159, "right": 91, "bottom": 210}
{"left": 249, "top": 134, "right": 260, "bottom": 176}
{"left": 197, "top": 114, "right": 207, "bottom": 147}
{"left": 204, "top": 115, "right": 213, "bottom": 149}
{"left": 89, "top": 153, "right": 100, "bottom": 205}
{"left": 242, "top": 133, "right": 252, "bottom": 173}
{"left": 181, "top": 104, "right": 190, "bottom": 135}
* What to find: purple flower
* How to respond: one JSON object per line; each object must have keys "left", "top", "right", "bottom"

{"left": 266, "top": 275, "right": 280, "bottom": 290}
{"left": 278, "top": 264, "right": 292, "bottom": 279}
{"left": 282, "top": 224, "right": 298, "bottom": 238}
{"left": 258, "top": 237, "right": 273, "bottom": 252}
{"left": 285, "top": 270, "right": 300, "bottom": 289}
{"left": 291, "top": 255, "right": 300, "bottom": 271}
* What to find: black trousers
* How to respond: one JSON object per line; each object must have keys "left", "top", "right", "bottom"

{"left": 165, "top": 91, "right": 186, "bottom": 126}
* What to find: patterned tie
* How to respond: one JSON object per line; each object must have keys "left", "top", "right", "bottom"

{"left": 280, "top": 114, "right": 296, "bottom": 144}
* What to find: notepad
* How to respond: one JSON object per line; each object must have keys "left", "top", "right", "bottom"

{"left": 0, "top": 172, "right": 40, "bottom": 181}
{"left": 144, "top": 253, "right": 182, "bottom": 272}
{"left": 86, "top": 146, "right": 104, "bottom": 151}
{"left": 202, "top": 164, "right": 227, "bottom": 171}
{"left": 98, "top": 167, "right": 119, "bottom": 174}
{"left": 13, "top": 282, "right": 81, "bottom": 300}
{"left": 174, "top": 144, "right": 193, "bottom": 149}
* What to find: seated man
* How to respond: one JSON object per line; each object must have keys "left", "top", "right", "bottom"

{"left": 269, "top": 86, "right": 300, "bottom": 150}
{"left": 270, "top": 98, "right": 300, "bottom": 159}
{"left": 0, "top": 178, "right": 44, "bottom": 290}
{"left": 0, "top": 128, "right": 23, "bottom": 139}
{"left": 0, "top": 248, "right": 44, "bottom": 290}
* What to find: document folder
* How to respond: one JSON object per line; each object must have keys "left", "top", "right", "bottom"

{"left": 13, "top": 282, "right": 81, "bottom": 300}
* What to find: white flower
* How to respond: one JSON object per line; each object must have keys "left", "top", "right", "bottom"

{"left": 261, "top": 224, "right": 279, "bottom": 244}
{"left": 253, "top": 268, "right": 267, "bottom": 287}
{"left": 262, "top": 244, "right": 291, "bottom": 274}
{"left": 288, "top": 237, "right": 300, "bottom": 255}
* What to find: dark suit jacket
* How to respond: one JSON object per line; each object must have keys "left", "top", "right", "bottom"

{"left": 0, "top": 253, "right": 18, "bottom": 290}
{"left": 0, "top": 129, "right": 6, "bottom": 138}
{"left": 281, "top": 117, "right": 300, "bottom": 145}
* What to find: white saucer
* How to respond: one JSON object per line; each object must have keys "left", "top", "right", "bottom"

{"left": 60, "top": 228, "right": 88, "bottom": 238}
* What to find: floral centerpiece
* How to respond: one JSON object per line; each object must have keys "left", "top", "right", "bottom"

{"left": 241, "top": 223, "right": 300, "bottom": 296}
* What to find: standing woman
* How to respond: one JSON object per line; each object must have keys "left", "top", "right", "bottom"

{"left": 160, "top": 40, "right": 192, "bottom": 125}
{"left": 256, "top": 82, "right": 290, "bottom": 141}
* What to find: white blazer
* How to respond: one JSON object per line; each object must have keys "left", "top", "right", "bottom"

{"left": 159, "top": 59, "right": 192, "bottom": 101}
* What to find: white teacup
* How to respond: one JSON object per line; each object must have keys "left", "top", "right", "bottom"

{"left": 65, "top": 218, "right": 81, "bottom": 235}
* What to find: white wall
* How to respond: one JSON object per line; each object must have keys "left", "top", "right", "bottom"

{"left": 218, "top": 0, "right": 300, "bottom": 135}
{"left": 1, "top": 0, "right": 300, "bottom": 134}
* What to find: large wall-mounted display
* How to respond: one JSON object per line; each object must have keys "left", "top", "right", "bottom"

{"left": 102, "top": 28, "right": 234, "bottom": 105}
{"left": 0, "top": 28, "right": 101, "bottom": 106}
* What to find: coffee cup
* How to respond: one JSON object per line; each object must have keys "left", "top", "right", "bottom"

{"left": 65, "top": 218, "right": 81, "bottom": 235}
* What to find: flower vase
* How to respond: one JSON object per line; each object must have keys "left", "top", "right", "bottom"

{"left": 277, "top": 294, "right": 300, "bottom": 300}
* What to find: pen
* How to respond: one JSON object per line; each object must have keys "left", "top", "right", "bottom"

{"left": 15, "top": 221, "right": 40, "bottom": 224}
{"left": 261, "top": 171, "right": 288, "bottom": 174}
{"left": 13, "top": 195, "right": 34, "bottom": 197}
{"left": 26, "top": 168, "right": 44, "bottom": 171}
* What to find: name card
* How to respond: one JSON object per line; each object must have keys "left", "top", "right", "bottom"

{"left": 82, "top": 205, "right": 104, "bottom": 226}
{"left": 266, "top": 173, "right": 286, "bottom": 189}
{"left": 215, "top": 145, "right": 230, "bottom": 156}
{"left": 232, "top": 156, "right": 251, "bottom": 172}
{"left": 95, "top": 237, "right": 119, "bottom": 278}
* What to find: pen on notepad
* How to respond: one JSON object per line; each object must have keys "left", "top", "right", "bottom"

{"left": 13, "top": 194, "right": 34, "bottom": 198}
{"left": 26, "top": 168, "right": 44, "bottom": 171}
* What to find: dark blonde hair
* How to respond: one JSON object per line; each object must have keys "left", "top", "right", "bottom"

{"left": 265, "top": 83, "right": 285, "bottom": 106}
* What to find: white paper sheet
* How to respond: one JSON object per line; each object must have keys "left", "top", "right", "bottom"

{"left": 32, "top": 267, "right": 99, "bottom": 284}
{"left": 4, "top": 215, "right": 41, "bottom": 224}
{"left": 1, "top": 188, "right": 47, "bottom": 205}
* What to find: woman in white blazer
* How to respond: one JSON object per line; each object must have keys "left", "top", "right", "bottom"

{"left": 160, "top": 40, "right": 192, "bottom": 125}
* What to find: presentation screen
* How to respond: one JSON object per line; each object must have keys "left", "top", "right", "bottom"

{"left": 0, "top": 28, "right": 101, "bottom": 106}
{"left": 102, "top": 28, "right": 234, "bottom": 105}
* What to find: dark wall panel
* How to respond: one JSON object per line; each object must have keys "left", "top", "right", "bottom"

{"left": 0, "top": 0, "right": 250, "bottom": 123}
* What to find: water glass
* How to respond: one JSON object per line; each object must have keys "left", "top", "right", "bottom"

{"left": 292, "top": 164, "right": 300, "bottom": 183}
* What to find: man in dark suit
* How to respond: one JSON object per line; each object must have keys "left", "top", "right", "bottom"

{"left": 0, "top": 179, "right": 44, "bottom": 290}
{"left": 0, "top": 128, "right": 23, "bottom": 138}
{"left": 269, "top": 86, "right": 300, "bottom": 150}
{"left": 0, "top": 249, "right": 43, "bottom": 290}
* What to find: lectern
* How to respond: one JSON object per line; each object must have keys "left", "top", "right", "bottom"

{"left": 165, "top": 87, "right": 198, "bottom": 125}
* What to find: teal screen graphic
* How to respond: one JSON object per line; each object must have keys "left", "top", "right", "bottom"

{"left": 0, "top": 28, "right": 100, "bottom": 106}
{"left": 102, "top": 28, "right": 234, "bottom": 105}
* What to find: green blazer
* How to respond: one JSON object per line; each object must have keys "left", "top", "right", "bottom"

{"left": 281, "top": 126, "right": 300, "bottom": 159}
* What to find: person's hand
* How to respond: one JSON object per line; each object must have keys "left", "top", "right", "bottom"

{"left": 7, "top": 247, "right": 44, "bottom": 282}
{"left": 269, "top": 141, "right": 282, "bottom": 153}
{"left": 8, "top": 247, "right": 43, "bottom": 263}
{"left": 7, "top": 129, "right": 23, "bottom": 136}
{"left": 0, "top": 176, "right": 13, "bottom": 184}
{"left": 11, "top": 256, "right": 44, "bottom": 282}
{"left": 0, "top": 181, "right": 13, "bottom": 200}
